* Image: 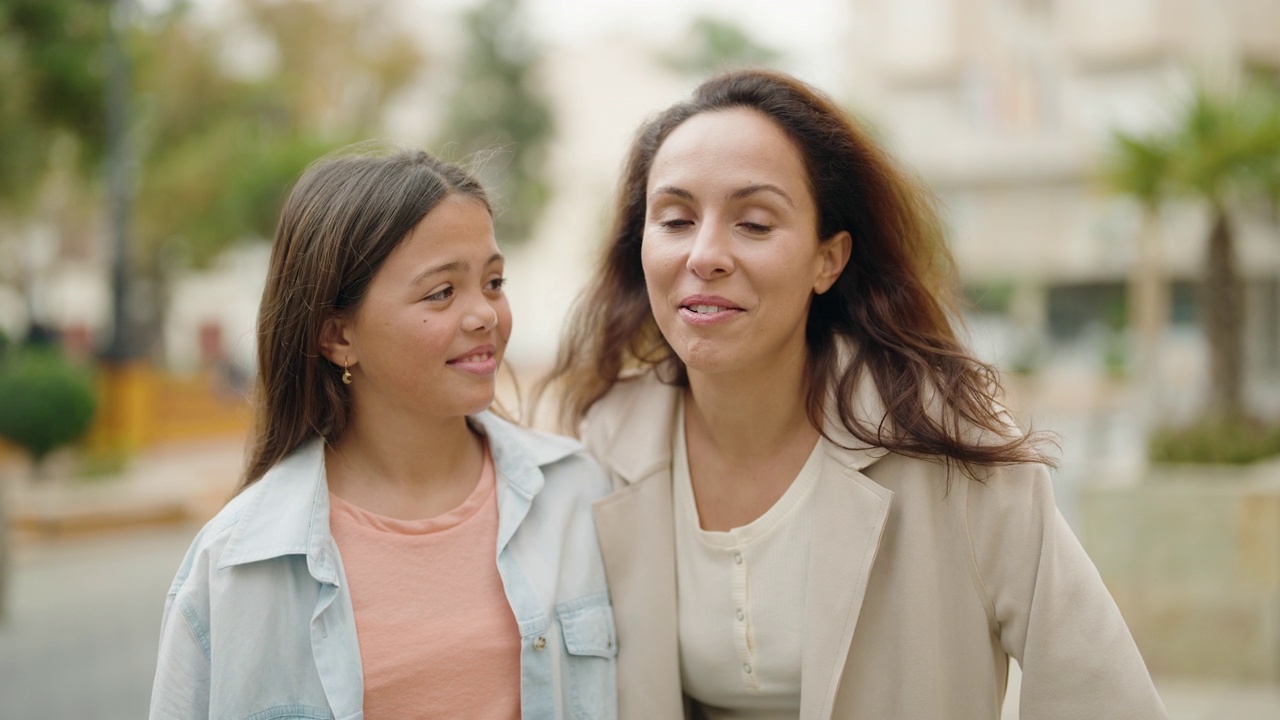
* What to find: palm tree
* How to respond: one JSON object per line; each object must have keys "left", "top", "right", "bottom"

{"left": 1106, "top": 133, "right": 1172, "bottom": 395}
{"left": 1108, "top": 82, "right": 1280, "bottom": 423}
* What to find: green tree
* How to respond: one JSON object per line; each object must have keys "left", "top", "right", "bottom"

{"left": 662, "top": 16, "right": 781, "bottom": 76}
{"left": 1105, "top": 133, "right": 1172, "bottom": 388}
{"left": 2, "top": 0, "right": 429, "bottom": 355}
{"left": 436, "top": 0, "right": 554, "bottom": 244}
{"left": 0, "top": 0, "right": 109, "bottom": 209}
{"left": 0, "top": 0, "right": 112, "bottom": 341}
{"left": 125, "top": 0, "right": 426, "bottom": 349}
{"left": 1107, "top": 82, "right": 1280, "bottom": 423}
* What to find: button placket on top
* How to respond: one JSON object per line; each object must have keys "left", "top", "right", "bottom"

{"left": 729, "top": 531, "right": 759, "bottom": 689}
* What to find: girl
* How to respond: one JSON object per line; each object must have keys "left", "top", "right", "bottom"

{"left": 151, "top": 148, "right": 616, "bottom": 720}
{"left": 542, "top": 70, "right": 1165, "bottom": 719}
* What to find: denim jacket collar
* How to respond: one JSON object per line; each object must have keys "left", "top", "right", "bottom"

{"left": 216, "top": 411, "right": 578, "bottom": 580}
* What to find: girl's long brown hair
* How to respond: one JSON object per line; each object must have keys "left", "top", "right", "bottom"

{"left": 539, "top": 70, "right": 1054, "bottom": 477}
{"left": 241, "top": 146, "right": 489, "bottom": 490}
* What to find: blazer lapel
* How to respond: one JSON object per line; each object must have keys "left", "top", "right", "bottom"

{"left": 799, "top": 395, "right": 895, "bottom": 720}
{"left": 588, "top": 375, "right": 685, "bottom": 720}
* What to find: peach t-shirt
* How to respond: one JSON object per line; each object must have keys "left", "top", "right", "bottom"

{"left": 328, "top": 450, "right": 521, "bottom": 719}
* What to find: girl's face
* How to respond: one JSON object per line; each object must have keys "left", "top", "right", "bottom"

{"left": 640, "top": 108, "right": 850, "bottom": 380}
{"left": 326, "top": 196, "right": 511, "bottom": 423}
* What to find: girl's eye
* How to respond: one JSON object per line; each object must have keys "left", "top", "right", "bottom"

{"left": 659, "top": 218, "right": 694, "bottom": 229}
{"left": 740, "top": 222, "right": 773, "bottom": 234}
{"left": 486, "top": 277, "right": 507, "bottom": 292}
{"left": 425, "top": 286, "right": 453, "bottom": 302}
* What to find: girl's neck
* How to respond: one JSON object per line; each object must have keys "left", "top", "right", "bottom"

{"left": 325, "top": 405, "right": 485, "bottom": 520}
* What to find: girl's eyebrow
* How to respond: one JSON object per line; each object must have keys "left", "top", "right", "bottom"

{"left": 410, "top": 253, "right": 503, "bottom": 285}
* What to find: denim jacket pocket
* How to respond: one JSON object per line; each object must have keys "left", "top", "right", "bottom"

{"left": 556, "top": 594, "right": 618, "bottom": 720}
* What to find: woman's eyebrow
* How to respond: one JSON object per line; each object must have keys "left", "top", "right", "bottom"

{"left": 649, "top": 183, "right": 794, "bottom": 208}
{"left": 650, "top": 185, "right": 694, "bottom": 202}
{"left": 727, "top": 183, "right": 794, "bottom": 208}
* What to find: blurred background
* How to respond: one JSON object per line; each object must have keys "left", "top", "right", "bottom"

{"left": 0, "top": 0, "right": 1278, "bottom": 717}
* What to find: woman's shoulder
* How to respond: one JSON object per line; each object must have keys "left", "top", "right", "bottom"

{"left": 580, "top": 370, "right": 679, "bottom": 455}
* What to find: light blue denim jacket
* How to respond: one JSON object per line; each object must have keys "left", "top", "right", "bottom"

{"left": 149, "top": 413, "right": 617, "bottom": 720}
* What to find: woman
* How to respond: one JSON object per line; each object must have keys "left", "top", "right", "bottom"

{"left": 542, "top": 71, "right": 1165, "bottom": 719}
{"left": 150, "top": 148, "right": 617, "bottom": 720}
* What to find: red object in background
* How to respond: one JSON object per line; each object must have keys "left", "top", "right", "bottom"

{"left": 198, "top": 321, "right": 224, "bottom": 367}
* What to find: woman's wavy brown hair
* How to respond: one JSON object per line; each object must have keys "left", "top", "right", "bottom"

{"left": 540, "top": 69, "right": 1053, "bottom": 476}
{"left": 240, "top": 146, "right": 489, "bottom": 490}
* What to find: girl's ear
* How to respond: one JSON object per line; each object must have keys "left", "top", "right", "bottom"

{"left": 814, "top": 230, "right": 852, "bottom": 295}
{"left": 319, "top": 313, "right": 356, "bottom": 367}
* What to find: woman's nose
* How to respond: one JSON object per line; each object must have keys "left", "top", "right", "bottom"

{"left": 686, "top": 222, "right": 734, "bottom": 279}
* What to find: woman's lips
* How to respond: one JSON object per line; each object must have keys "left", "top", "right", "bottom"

{"left": 678, "top": 297, "right": 743, "bottom": 325}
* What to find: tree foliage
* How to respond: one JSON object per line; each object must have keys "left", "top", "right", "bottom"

{"left": 1105, "top": 133, "right": 1171, "bottom": 210}
{"left": 132, "top": 0, "right": 426, "bottom": 271}
{"left": 662, "top": 16, "right": 781, "bottom": 76}
{"left": 0, "top": 0, "right": 109, "bottom": 211}
{"left": 0, "top": 0, "right": 431, "bottom": 356}
{"left": 436, "top": 0, "right": 554, "bottom": 244}
{"left": 1107, "top": 81, "right": 1280, "bottom": 426}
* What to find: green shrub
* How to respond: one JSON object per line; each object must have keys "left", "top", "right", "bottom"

{"left": 0, "top": 348, "right": 97, "bottom": 464}
{"left": 1149, "top": 417, "right": 1280, "bottom": 465}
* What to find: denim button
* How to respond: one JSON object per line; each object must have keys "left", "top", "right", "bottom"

{"left": 534, "top": 636, "right": 547, "bottom": 651}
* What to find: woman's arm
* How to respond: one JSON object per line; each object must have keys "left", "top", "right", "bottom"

{"left": 966, "top": 463, "right": 1168, "bottom": 719}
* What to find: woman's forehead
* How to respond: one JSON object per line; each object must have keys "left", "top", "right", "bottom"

{"left": 647, "top": 109, "right": 810, "bottom": 202}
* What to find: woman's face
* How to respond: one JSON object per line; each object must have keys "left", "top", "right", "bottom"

{"left": 641, "top": 108, "right": 849, "bottom": 380}
{"left": 327, "top": 196, "right": 511, "bottom": 424}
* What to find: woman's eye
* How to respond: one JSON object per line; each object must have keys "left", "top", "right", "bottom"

{"left": 740, "top": 222, "right": 773, "bottom": 234}
{"left": 659, "top": 218, "right": 693, "bottom": 229}
{"left": 425, "top": 286, "right": 453, "bottom": 301}
{"left": 486, "top": 277, "right": 507, "bottom": 292}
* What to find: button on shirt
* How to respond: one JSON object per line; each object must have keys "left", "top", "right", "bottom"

{"left": 673, "top": 401, "right": 822, "bottom": 718}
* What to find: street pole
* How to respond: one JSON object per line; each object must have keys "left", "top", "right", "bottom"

{"left": 105, "top": 0, "right": 133, "bottom": 364}
{"left": 93, "top": 0, "right": 152, "bottom": 457}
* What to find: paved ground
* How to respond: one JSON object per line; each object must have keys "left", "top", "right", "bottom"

{"left": 0, "top": 523, "right": 200, "bottom": 719}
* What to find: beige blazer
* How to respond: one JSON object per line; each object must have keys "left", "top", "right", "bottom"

{"left": 583, "top": 371, "right": 1166, "bottom": 720}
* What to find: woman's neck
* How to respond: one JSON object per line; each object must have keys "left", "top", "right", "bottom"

{"left": 683, "top": 345, "right": 817, "bottom": 461}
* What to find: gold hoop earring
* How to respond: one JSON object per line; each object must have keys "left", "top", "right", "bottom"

{"left": 341, "top": 362, "right": 352, "bottom": 385}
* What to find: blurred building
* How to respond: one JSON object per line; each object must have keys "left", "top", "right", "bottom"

{"left": 844, "top": 0, "right": 1280, "bottom": 418}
